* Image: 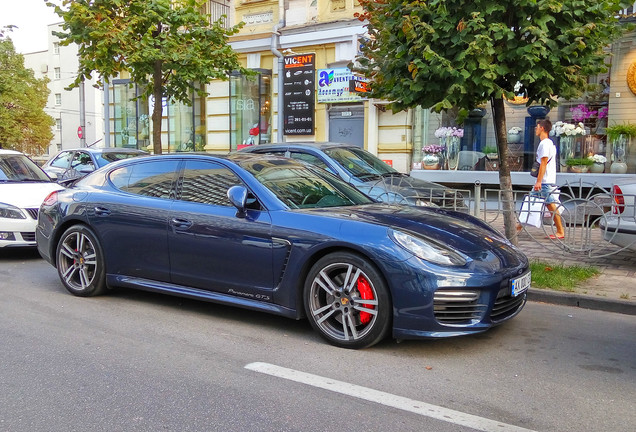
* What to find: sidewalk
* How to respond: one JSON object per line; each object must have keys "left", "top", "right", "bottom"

{"left": 493, "top": 218, "right": 636, "bottom": 315}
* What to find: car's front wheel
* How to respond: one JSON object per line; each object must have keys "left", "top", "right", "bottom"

{"left": 56, "top": 225, "right": 106, "bottom": 297}
{"left": 304, "top": 252, "right": 391, "bottom": 349}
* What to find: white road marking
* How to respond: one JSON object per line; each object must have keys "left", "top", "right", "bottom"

{"left": 245, "top": 362, "right": 536, "bottom": 432}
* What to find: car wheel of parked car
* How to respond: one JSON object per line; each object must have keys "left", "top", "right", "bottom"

{"left": 304, "top": 252, "right": 391, "bottom": 349}
{"left": 56, "top": 225, "right": 106, "bottom": 297}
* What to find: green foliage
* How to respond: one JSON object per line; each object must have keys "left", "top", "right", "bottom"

{"left": 482, "top": 145, "right": 498, "bottom": 154}
{"left": 605, "top": 123, "right": 636, "bottom": 140}
{"left": 565, "top": 157, "right": 593, "bottom": 166}
{"left": 0, "top": 34, "right": 54, "bottom": 154}
{"left": 48, "top": 0, "right": 250, "bottom": 153}
{"left": 355, "top": 0, "right": 627, "bottom": 113}
{"left": 530, "top": 261, "right": 599, "bottom": 291}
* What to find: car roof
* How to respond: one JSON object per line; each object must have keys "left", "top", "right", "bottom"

{"left": 0, "top": 149, "right": 23, "bottom": 155}
{"left": 244, "top": 142, "right": 357, "bottom": 151}
{"left": 56, "top": 147, "right": 148, "bottom": 154}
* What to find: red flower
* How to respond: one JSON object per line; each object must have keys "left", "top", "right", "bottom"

{"left": 249, "top": 127, "right": 259, "bottom": 136}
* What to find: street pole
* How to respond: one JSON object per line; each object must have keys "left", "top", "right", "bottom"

{"left": 79, "top": 80, "right": 86, "bottom": 147}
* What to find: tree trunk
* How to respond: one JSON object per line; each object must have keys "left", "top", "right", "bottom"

{"left": 152, "top": 59, "right": 163, "bottom": 155}
{"left": 491, "top": 96, "right": 518, "bottom": 246}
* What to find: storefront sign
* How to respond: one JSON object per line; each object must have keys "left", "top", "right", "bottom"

{"left": 317, "top": 68, "right": 368, "bottom": 103}
{"left": 283, "top": 53, "right": 315, "bottom": 135}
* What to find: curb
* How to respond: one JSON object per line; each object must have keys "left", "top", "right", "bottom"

{"left": 528, "top": 289, "right": 636, "bottom": 316}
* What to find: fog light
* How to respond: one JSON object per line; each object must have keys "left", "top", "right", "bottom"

{"left": 0, "top": 232, "right": 16, "bottom": 241}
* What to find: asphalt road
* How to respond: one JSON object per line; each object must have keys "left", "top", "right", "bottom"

{"left": 1, "top": 249, "right": 634, "bottom": 432}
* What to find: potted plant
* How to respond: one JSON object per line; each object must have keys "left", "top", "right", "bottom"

{"left": 482, "top": 145, "right": 498, "bottom": 159}
{"left": 605, "top": 123, "right": 636, "bottom": 173}
{"left": 566, "top": 157, "right": 594, "bottom": 173}
{"left": 507, "top": 127, "right": 523, "bottom": 144}
{"left": 421, "top": 144, "right": 445, "bottom": 169}
{"left": 588, "top": 154, "right": 606, "bottom": 173}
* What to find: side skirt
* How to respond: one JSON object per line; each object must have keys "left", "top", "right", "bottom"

{"left": 107, "top": 274, "right": 300, "bottom": 319}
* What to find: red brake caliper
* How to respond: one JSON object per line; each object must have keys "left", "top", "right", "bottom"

{"left": 357, "top": 276, "right": 375, "bottom": 324}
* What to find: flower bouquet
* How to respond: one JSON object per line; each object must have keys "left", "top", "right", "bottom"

{"left": 434, "top": 127, "right": 464, "bottom": 138}
{"left": 550, "top": 121, "right": 587, "bottom": 137}
{"left": 422, "top": 144, "right": 445, "bottom": 154}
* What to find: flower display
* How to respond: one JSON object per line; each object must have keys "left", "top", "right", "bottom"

{"left": 550, "top": 121, "right": 586, "bottom": 137}
{"left": 598, "top": 107, "right": 608, "bottom": 119}
{"left": 588, "top": 154, "right": 607, "bottom": 164}
{"left": 570, "top": 104, "right": 597, "bottom": 122}
{"left": 434, "top": 126, "right": 464, "bottom": 138}
{"left": 508, "top": 126, "right": 522, "bottom": 135}
{"left": 422, "top": 144, "right": 445, "bottom": 154}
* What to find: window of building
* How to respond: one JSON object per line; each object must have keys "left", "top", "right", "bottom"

{"left": 111, "top": 79, "right": 205, "bottom": 152}
{"left": 53, "top": 42, "right": 59, "bottom": 54}
{"left": 55, "top": 94, "right": 61, "bottom": 105}
{"left": 55, "top": 118, "right": 62, "bottom": 131}
{"left": 54, "top": 67, "right": 61, "bottom": 80}
{"left": 229, "top": 71, "right": 272, "bottom": 150}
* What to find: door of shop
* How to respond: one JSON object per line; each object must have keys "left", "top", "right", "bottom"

{"left": 328, "top": 105, "right": 364, "bottom": 147}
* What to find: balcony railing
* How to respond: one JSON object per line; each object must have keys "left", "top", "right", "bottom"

{"left": 204, "top": 0, "right": 231, "bottom": 29}
{"left": 620, "top": 2, "right": 636, "bottom": 16}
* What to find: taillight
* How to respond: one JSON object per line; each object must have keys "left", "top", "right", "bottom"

{"left": 612, "top": 185, "right": 625, "bottom": 215}
{"left": 42, "top": 191, "right": 59, "bottom": 207}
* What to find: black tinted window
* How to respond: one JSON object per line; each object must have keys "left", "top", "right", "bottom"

{"left": 178, "top": 160, "right": 242, "bottom": 206}
{"left": 109, "top": 160, "right": 179, "bottom": 199}
{"left": 289, "top": 152, "right": 329, "bottom": 170}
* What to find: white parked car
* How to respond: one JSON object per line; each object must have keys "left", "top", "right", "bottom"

{"left": 0, "top": 149, "right": 64, "bottom": 248}
{"left": 599, "top": 178, "right": 636, "bottom": 251}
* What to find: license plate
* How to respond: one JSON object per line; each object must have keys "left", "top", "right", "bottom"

{"left": 511, "top": 272, "right": 531, "bottom": 297}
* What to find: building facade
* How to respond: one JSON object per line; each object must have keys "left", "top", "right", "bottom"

{"left": 101, "top": 1, "right": 635, "bottom": 187}
{"left": 23, "top": 23, "right": 103, "bottom": 157}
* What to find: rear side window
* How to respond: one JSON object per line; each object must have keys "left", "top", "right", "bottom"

{"left": 109, "top": 160, "right": 179, "bottom": 199}
{"left": 289, "top": 151, "right": 329, "bottom": 170}
{"left": 177, "top": 160, "right": 242, "bottom": 207}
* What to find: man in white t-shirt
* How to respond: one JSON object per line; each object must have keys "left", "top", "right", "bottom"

{"left": 534, "top": 119, "right": 564, "bottom": 239}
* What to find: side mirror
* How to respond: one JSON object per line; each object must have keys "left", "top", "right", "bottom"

{"left": 227, "top": 185, "right": 248, "bottom": 218}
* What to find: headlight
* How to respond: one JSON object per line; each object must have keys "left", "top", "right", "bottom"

{"left": 389, "top": 229, "right": 468, "bottom": 266}
{"left": 0, "top": 203, "right": 26, "bottom": 219}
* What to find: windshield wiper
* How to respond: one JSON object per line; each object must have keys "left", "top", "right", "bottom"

{"left": 356, "top": 173, "right": 382, "bottom": 180}
{"left": 380, "top": 172, "right": 407, "bottom": 177}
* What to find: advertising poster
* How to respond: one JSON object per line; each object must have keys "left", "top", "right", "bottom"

{"left": 317, "top": 68, "right": 369, "bottom": 103}
{"left": 283, "top": 53, "right": 315, "bottom": 135}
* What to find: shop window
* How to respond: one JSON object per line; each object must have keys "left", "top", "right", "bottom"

{"left": 230, "top": 71, "right": 272, "bottom": 150}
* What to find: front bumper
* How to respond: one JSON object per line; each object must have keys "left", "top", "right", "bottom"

{"left": 0, "top": 217, "right": 37, "bottom": 248}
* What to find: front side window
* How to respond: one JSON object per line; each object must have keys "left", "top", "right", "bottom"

{"left": 240, "top": 159, "right": 374, "bottom": 209}
{"left": 49, "top": 152, "right": 73, "bottom": 169}
{"left": 109, "top": 160, "right": 179, "bottom": 199}
{"left": 178, "top": 160, "right": 243, "bottom": 207}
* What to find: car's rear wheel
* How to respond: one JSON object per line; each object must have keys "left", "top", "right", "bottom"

{"left": 304, "top": 252, "right": 391, "bottom": 349}
{"left": 56, "top": 225, "right": 106, "bottom": 297}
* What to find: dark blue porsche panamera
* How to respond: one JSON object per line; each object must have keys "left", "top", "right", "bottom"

{"left": 36, "top": 153, "right": 529, "bottom": 349}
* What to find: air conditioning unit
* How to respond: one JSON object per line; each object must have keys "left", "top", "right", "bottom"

{"left": 41, "top": 64, "right": 48, "bottom": 74}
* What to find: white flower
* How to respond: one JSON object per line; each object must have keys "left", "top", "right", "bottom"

{"left": 588, "top": 154, "right": 607, "bottom": 164}
{"left": 508, "top": 126, "right": 522, "bottom": 134}
{"left": 550, "top": 121, "right": 587, "bottom": 137}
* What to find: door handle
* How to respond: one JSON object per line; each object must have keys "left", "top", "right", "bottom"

{"left": 170, "top": 218, "right": 193, "bottom": 229}
{"left": 94, "top": 206, "right": 111, "bottom": 216}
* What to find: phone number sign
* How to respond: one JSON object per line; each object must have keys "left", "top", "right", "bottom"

{"left": 283, "top": 53, "right": 315, "bottom": 135}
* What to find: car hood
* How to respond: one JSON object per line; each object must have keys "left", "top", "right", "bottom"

{"left": 357, "top": 174, "right": 450, "bottom": 198}
{"left": 0, "top": 182, "right": 64, "bottom": 208}
{"left": 303, "top": 204, "right": 521, "bottom": 261}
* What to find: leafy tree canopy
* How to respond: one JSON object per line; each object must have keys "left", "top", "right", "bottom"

{"left": 48, "top": 0, "right": 250, "bottom": 153}
{"left": 356, "top": 0, "right": 628, "bottom": 116}
{"left": 354, "top": 0, "right": 630, "bottom": 243}
{"left": 0, "top": 30, "right": 54, "bottom": 154}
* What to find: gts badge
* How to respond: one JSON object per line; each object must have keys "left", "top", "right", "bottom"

{"left": 228, "top": 289, "right": 271, "bottom": 301}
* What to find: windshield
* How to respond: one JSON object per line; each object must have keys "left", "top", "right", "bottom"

{"left": 0, "top": 154, "right": 51, "bottom": 182}
{"left": 240, "top": 159, "right": 375, "bottom": 209}
{"left": 324, "top": 147, "right": 397, "bottom": 179}
{"left": 95, "top": 151, "right": 145, "bottom": 167}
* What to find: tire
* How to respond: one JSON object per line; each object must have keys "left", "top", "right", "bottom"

{"left": 304, "top": 252, "right": 391, "bottom": 349}
{"left": 56, "top": 225, "right": 106, "bottom": 297}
